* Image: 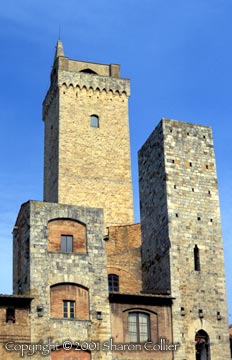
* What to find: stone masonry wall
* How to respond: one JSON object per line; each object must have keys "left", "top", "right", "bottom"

{"left": 13, "top": 201, "right": 112, "bottom": 360}
{"left": 43, "top": 86, "right": 59, "bottom": 203}
{"left": 139, "top": 118, "right": 230, "bottom": 359}
{"left": 138, "top": 121, "right": 171, "bottom": 294}
{"left": 43, "top": 56, "right": 134, "bottom": 231}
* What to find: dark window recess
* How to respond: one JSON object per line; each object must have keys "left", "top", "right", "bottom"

{"left": 199, "top": 309, "right": 204, "bottom": 318}
{"left": 108, "top": 274, "right": 119, "bottom": 292}
{"left": 197, "top": 217, "right": 201, "bottom": 221}
{"left": 80, "top": 68, "right": 98, "bottom": 75}
{"left": 189, "top": 162, "right": 192, "bottom": 167}
{"left": 61, "top": 235, "right": 73, "bottom": 253}
{"left": 6, "top": 307, "right": 16, "bottom": 323}
{"left": 206, "top": 165, "right": 209, "bottom": 169}
{"left": 90, "top": 114, "right": 99, "bottom": 128}
{"left": 194, "top": 245, "right": 200, "bottom": 271}
{"left": 128, "top": 312, "right": 150, "bottom": 342}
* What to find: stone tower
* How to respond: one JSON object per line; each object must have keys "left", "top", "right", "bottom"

{"left": 13, "top": 201, "right": 112, "bottom": 360}
{"left": 139, "top": 119, "right": 230, "bottom": 359}
{"left": 43, "top": 41, "right": 134, "bottom": 230}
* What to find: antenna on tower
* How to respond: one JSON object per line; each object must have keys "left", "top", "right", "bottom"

{"left": 58, "top": 25, "right": 61, "bottom": 40}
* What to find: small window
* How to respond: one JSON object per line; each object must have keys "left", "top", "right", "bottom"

{"left": 194, "top": 245, "right": 200, "bottom": 271}
{"left": 128, "top": 313, "right": 150, "bottom": 342}
{"left": 108, "top": 274, "right": 119, "bottom": 292}
{"left": 6, "top": 307, "right": 16, "bottom": 323}
{"left": 63, "top": 300, "right": 75, "bottom": 319}
{"left": 61, "top": 235, "right": 73, "bottom": 253}
{"left": 90, "top": 115, "right": 99, "bottom": 128}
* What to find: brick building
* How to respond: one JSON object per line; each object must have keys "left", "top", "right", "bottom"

{"left": 0, "top": 41, "right": 230, "bottom": 360}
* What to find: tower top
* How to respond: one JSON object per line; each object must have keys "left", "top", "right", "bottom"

{"left": 53, "top": 40, "right": 64, "bottom": 62}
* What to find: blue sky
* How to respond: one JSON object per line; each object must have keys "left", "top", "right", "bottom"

{"left": 0, "top": 0, "right": 231, "bottom": 323}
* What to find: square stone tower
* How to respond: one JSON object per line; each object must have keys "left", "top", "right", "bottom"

{"left": 139, "top": 118, "right": 230, "bottom": 359}
{"left": 13, "top": 201, "right": 112, "bottom": 360}
{"left": 43, "top": 41, "right": 134, "bottom": 230}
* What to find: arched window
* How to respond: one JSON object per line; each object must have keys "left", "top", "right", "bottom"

{"left": 90, "top": 114, "right": 99, "bottom": 128}
{"left": 194, "top": 245, "right": 200, "bottom": 271}
{"left": 50, "top": 283, "right": 89, "bottom": 320}
{"left": 48, "top": 218, "right": 87, "bottom": 253}
{"left": 195, "top": 329, "right": 210, "bottom": 360}
{"left": 108, "top": 274, "right": 119, "bottom": 292}
{"left": 128, "top": 312, "right": 150, "bottom": 343}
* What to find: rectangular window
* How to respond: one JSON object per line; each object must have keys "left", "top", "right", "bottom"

{"left": 128, "top": 313, "right": 150, "bottom": 342}
{"left": 108, "top": 274, "right": 119, "bottom": 292}
{"left": 194, "top": 245, "right": 200, "bottom": 271}
{"left": 63, "top": 300, "right": 75, "bottom": 319}
{"left": 61, "top": 235, "right": 73, "bottom": 253}
{"left": 90, "top": 115, "right": 99, "bottom": 128}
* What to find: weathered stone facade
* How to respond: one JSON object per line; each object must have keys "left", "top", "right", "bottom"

{"left": 139, "top": 118, "right": 230, "bottom": 359}
{"left": 0, "top": 41, "right": 230, "bottom": 360}
{"left": 43, "top": 41, "right": 134, "bottom": 231}
{"left": 13, "top": 200, "right": 112, "bottom": 360}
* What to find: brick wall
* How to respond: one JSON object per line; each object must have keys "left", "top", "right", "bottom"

{"left": 106, "top": 224, "right": 142, "bottom": 294}
{"left": 51, "top": 348, "right": 91, "bottom": 360}
{"left": 109, "top": 296, "right": 173, "bottom": 360}
{"left": 50, "top": 284, "right": 89, "bottom": 320}
{"left": 48, "top": 219, "right": 86, "bottom": 253}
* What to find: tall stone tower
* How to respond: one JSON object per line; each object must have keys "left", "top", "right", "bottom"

{"left": 43, "top": 41, "right": 134, "bottom": 230}
{"left": 139, "top": 119, "right": 230, "bottom": 359}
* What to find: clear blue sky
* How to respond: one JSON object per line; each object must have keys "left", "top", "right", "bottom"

{"left": 0, "top": 0, "right": 231, "bottom": 323}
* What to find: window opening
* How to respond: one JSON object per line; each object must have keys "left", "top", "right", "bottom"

{"left": 195, "top": 329, "right": 210, "bottom": 360}
{"left": 90, "top": 115, "right": 99, "bottom": 128}
{"left": 61, "top": 235, "right": 73, "bottom": 253}
{"left": 63, "top": 300, "right": 75, "bottom": 319}
{"left": 108, "top": 274, "right": 119, "bottom": 292}
{"left": 6, "top": 307, "right": 16, "bottom": 323}
{"left": 194, "top": 245, "right": 200, "bottom": 271}
{"left": 128, "top": 313, "right": 150, "bottom": 342}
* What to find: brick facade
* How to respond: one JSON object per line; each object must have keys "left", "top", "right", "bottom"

{"left": 50, "top": 284, "right": 89, "bottom": 320}
{"left": 0, "top": 296, "right": 32, "bottom": 360}
{"left": 48, "top": 219, "right": 87, "bottom": 253}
